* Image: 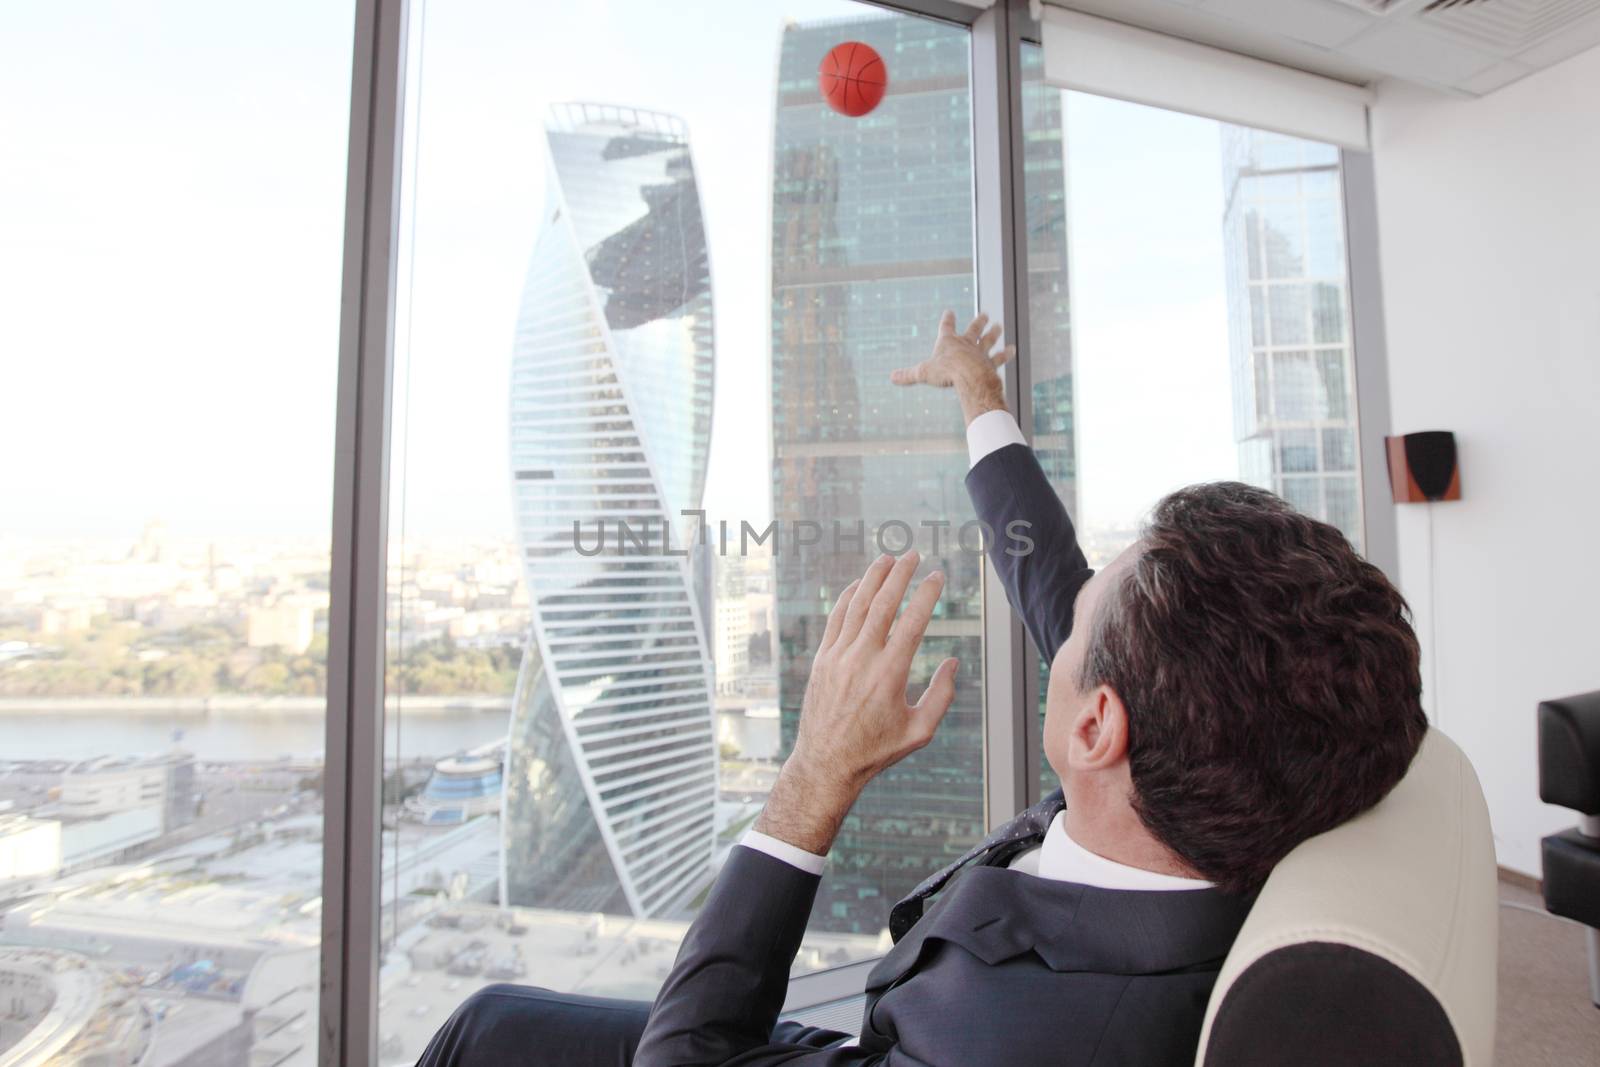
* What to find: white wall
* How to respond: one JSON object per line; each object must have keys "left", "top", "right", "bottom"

{"left": 1370, "top": 48, "right": 1600, "bottom": 876}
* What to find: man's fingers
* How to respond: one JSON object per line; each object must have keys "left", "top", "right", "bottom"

{"left": 938, "top": 309, "right": 957, "bottom": 337}
{"left": 910, "top": 658, "right": 960, "bottom": 741}
{"left": 838, "top": 554, "right": 895, "bottom": 646}
{"left": 888, "top": 364, "right": 922, "bottom": 386}
{"left": 990, "top": 345, "right": 1015, "bottom": 369}
{"left": 862, "top": 551, "right": 920, "bottom": 645}
{"left": 818, "top": 578, "right": 860, "bottom": 653}
{"left": 888, "top": 569, "right": 944, "bottom": 661}
{"left": 963, "top": 313, "right": 989, "bottom": 342}
{"left": 978, "top": 323, "right": 1003, "bottom": 353}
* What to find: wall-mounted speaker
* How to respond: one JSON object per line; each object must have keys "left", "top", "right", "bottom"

{"left": 1385, "top": 431, "right": 1461, "bottom": 503}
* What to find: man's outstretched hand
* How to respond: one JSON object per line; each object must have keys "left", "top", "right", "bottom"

{"left": 890, "top": 310, "right": 1013, "bottom": 426}
{"left": 753, "top": 551, "right": 959, "bottom": 857}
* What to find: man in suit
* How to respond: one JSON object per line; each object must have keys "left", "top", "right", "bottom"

{"left": 417, "top": 312, "right": 1427, "bottom": 1067}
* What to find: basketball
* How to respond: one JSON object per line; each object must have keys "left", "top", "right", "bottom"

{"left": 819, "top": 41, "right": 887, "bottom": 117}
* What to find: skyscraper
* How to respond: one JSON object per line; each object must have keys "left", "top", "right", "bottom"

{"left": 502, "top": 104, "right": 718, "bottom": 919}
{"left": 1020, "top": 58, "right": 1077, "bottom": 519}
{"left": 1221, "top": 127, "right": 1364, "bottom": 549}
{"left": 768, "top": 16, "right": 1067, "bottom": 935}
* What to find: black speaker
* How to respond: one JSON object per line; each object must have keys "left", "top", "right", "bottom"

{"left": 1385, "top": 431, "right": 1460, "bottom": 503}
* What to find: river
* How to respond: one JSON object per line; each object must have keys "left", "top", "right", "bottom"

{"left": 0, "top": 698, "right": 777, "bottom": 765}
{"left": 0, "top": 705, "right": 513, "bottom": 762}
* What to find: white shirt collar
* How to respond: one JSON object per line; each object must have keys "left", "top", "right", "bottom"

{"left": 1014, "top": 812, "right": 1213, "bottom": 891}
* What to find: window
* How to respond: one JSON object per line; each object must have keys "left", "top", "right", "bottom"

{"left": 1269, "top": 285, "right": 1312, "bottom": 346}
{"left": 1323, "top": 427, "right": 1357, "bottom": 472}
{"left": 378, "top": 2, "right": 982, "bottom": 1052}
{"left": 3, "top": 5, "right": 1392, "bottom": 1059}
{"left": 0, "top": 2, "right": 352, "bottom": 1062}
{"left": 1022, "top": 90, "right": 1367, "bottom": 787}
{"left": 1279, "top": 429, "right": 1321, "bottom": 473}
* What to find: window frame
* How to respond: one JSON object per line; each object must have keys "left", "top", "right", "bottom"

{"left": 322, "top": 0, "right": 408, "bottom": 1062}
{"left": 318, "top": 0, "right": 1397, "bottom": 1058}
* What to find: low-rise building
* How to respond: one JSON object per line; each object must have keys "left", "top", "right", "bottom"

{"left": 0, "top": 815, "right": 61, "bottom": 889}
{"left": 245, "top": 602, "right": 315, "bottom": 654}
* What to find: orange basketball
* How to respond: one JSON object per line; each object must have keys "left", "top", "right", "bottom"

{"left": 819, "top": 41, "right": 887, "bottom": 117}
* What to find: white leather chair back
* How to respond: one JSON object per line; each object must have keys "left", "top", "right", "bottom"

{"left": 1195, "top": 729, "right": 1499, "bottom": 1066}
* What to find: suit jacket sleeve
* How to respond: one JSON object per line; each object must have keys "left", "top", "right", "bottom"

{"left": 635, "top": 848, "right": 899, "bottom": 1067}
{"left": 964, "top": 442, "right": 1094, "bottom": 663}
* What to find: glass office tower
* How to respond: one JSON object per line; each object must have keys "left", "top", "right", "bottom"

{"left": 770, "top": 18, "right": 1069, "bottom": 934}
{"left": 502, "top": 104, "right": 718, "bottom": 918}
{"left": 1222, "top": 127, "right": 1364, "bottom": 549}
{"left": 1020, "top": 61, "right": 1077, "bottom": 517}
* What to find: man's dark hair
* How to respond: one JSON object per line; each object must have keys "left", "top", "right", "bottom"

{"left": 1079, "top": 481, "right": 1427, "bottom": 895}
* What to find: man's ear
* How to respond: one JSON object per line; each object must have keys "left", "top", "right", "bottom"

{"left": 1069, "top": 685, "right": 1130, "bottom": 771}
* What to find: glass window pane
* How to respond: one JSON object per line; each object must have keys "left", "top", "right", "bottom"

{"left": 1254, "top": 352, "right": 1271, "bottom": 424}
{"left": 1268, "top": 283, "right": 1310, "bottom": 345}
{"left": 1307, "top": 196, "right": 1346, "bottom": 278}
{"left": 1322, "top": 428, "right": 1356, "bottom": 472}
{"left": 1313, "top": 282, "right": 1346, "bottom": 344}
{"left": 1318, "top": 351, "right": 1352, "bottom": 421}
{"left": 381, "top": 2, "right": 981, "bottom": 1049}
{"left": 1245, "top": 212, "right": 1265, "bottom": 281}
{"left": 1023, "top": 92, "right": 1367, "bottom": 786}
{"left": 1280, "top": 475, "right": 1322, "bottom": 514}
{"left": 0, "top": 2, "right": 351, "bottom": 1062}
{"left": 1325, "top": 476, "right": 1362, "bottom": 545}
{"left": 1262, "top": 200, "right": 1305, "bottom": 279}
{"left": 1250, "top": 287, "right": 1268, "bottom": 346}
{"left": 1273, "top": 351, "right": 1319, "bottom": 420}
{"left": 1278, "top": 429, "right": 1320, "bottom": 473}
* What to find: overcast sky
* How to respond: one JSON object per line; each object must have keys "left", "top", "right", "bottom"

{"left": 1, "top": 0, "right": 1246, "bottom": 549}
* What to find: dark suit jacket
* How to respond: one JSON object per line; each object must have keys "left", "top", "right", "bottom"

{"left": 634, "top": 442, "right": 1252, "bottom": 1066}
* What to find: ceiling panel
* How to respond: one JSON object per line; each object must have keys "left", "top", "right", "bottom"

{"left": 1454, "top": 58, "right": 1537, "bottom": 93}
{"left": 1340, "top": 18, "right": 1503, "bottom": 82}
{"left": 1045, "top": 0, "right": 1600, "bottom": 95}
{"left": 1202, "top": 0, "right": 1374, "bottom": 48}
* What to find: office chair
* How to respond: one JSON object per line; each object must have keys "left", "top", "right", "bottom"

{"left": 1538, "top": 690, "right": 1600, "bottom": 1009}
{"left": 1194, "top": 728, "right": 1499, "bottom": 1066}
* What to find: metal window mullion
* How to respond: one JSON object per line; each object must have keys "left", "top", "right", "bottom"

{"left": 1339, "top": 148, "right": 1400, "bottom": 584}
{"left": 320, "top": 0, "right": 409, "bottom": 1063}
{"left": 973, "top": 0, "right": 1037, "bottom": 831}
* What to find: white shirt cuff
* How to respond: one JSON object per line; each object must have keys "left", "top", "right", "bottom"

{"left": 966, "top": 409, "right": 1026, "bottom": 469}
{"left": 739, "top": 829, "right": 828, "bottom": 876}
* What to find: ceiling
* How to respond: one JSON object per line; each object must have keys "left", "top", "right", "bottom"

{"left": 1044, "top": 0, "right": 1600, "bottom": 94}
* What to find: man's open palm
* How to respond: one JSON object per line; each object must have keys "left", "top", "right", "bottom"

{"left": 791, "top": 551, "right": 958, "bottom": 791}
{"left": 890, "top": 310, "right": 1013, "bottom": 388}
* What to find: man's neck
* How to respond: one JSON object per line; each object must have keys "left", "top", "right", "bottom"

{"left": 1062, "top": 808, "right": 1204, "bottom": 881}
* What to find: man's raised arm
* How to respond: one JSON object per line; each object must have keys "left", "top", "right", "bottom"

{"left": 891, "top": 311, "right": 1093, "bottom": 662}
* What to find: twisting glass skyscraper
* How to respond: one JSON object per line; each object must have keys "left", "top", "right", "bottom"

{"left": 1221, "top": 127, "right": 1364, "bottom": 550}
{"left": 502, "top": 103, "right": 718, "bottom": 918}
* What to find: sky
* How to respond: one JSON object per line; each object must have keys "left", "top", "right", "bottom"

{"left": 1, "top": 0, "right": 1248, "bottom": 549}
